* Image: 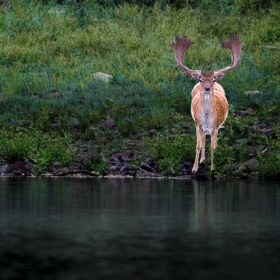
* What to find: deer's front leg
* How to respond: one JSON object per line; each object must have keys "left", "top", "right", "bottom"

{"left": 210, "top": 129, "right": 218, "bottom": 171}
{"left": 192, "top": 126, "right": 203, "bottom": 172}
{"left": 199, "top": 132, "right": 206, "bottom": 163}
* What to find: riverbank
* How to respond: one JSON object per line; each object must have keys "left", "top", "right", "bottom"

{"left": 0, "top": 103, "right": 275, "bottom": 180}
{"left": 0, "top": 1, "right": 280, "bottom": 179}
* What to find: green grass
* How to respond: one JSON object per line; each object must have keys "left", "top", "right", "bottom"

{"left": 0, "top": 0, "right": 280, "bottom": 175}
{"left": 1, "top": 0, "right": 280, "bottom": 91}
{"left": 0, "top": 127, "right": 73, "bottom": 175}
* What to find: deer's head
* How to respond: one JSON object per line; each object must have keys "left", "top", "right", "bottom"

{"left": 197, "top": 61, "right": 216, "bottom": 94}
{"left": 170, "top": 36, "right": 243, "bottom": 94}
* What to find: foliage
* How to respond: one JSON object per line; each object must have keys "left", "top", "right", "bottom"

{"left": 143, "top": 109, "right": 196, "bottom": 173}
{"left": 257, "top": 126, "right": 280, "bottom": 178}
{"left": 144, "top": 133, "right": 196, "bottom": 173}
{"left": 258, "top": 151, "right": 280, "bottom": 178}
{"left": 0, "top": 127, "right": 73, "bottom": 174}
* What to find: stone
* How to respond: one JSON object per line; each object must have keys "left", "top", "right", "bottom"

{"left": 109, "top": 166, "right": 118, "bottom": 172}
{"left": 109, "top": 157, "right": 120, "bottom": 164}
{"left": 93, "top": 72, "right": 113, "bottom": 82}
{"left": 136, "top": 140, "right": 143, "bottom": 146}
{"left": 120, "top": 165, "right": 131, "bottom": 173}
{"left": 118, "top": 150, "right": 134, "bottom": 161}
{"left": 101, "top": 118, "right": 115, "bottom": 129}
{"left": 245, "top": 91, "right": 260, "bottom": 95}
{"left": 243, "top": 158, "right": 259, "bottom": 172}
{"left": 236, "top": 108, "right": 253, "bottom": 116}
{"left": 140, "top": 162, "right": 155, "bottom": 172}
{"left": 53, "top": 162, "right": 61, "bottom": 167}
{"left": 0, "top": 164, "right": 10, "bottom": 174}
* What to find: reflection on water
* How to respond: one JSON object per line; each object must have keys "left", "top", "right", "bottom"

{"left": 0, "top": 178, "right": 279, "bottom": 279}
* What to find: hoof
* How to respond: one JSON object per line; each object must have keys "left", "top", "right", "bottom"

{"left": 192, "top": 167, "right": 198, "bottom": 173}
{"left": 199, "top": 158, "right": 205, "bottom": 163}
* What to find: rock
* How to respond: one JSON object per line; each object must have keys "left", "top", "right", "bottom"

{"left": 182, "top": 123, "right": 190, "bottom": 130}
{"left": 101, "top": 118, "right": 115, "bottom": 129}
{"left": 13, "top": 161, "right": 31, "bottom": 175}
{"left": 180, "top": 162, "right": 192, "bottom": 174}
{"left": 109, "top": 156, "right": 120, "bottom": 164}
{"left": 53, "top": 162, "right": 61, "bottom": 167}
{"left": 231, "top": 163, "right": 240, "bottom": 172}
{"left": 120, "top": 165, "right": 131, "bottom": 174}
{"left": 128, "top": 170, "right": 137, "bottom": 176}
{"left": 145, "top": 158, "right": 155, "bottom": 168}
{"left": 0, "top": 164, "right": 10, "bottom": 174}
{"left": 140, "top": 162, "right": 155, "bottom": 172}
{"left": 13, "top": 171, "right": 24, "bottom": 176}
{"left": 236, "top": 108, "right": 253, "bottom": 116}
{"left": 0, "top": 161, "right": 32, "bottom": 176}
{"left": 251, "top": 125, "right": 260, "bottom": 133}
{"left": 53, "top": 167, "right": 70, "bottom": 175}
{"left": 243, "top": 158, "right": 259, "bottom": 172}
{"left": 116, "top": 164, "right": 123, "bottom": 171}
{"left": 61, "top": 167, "right": 69, "bottom": 173}
{"left": 93, "top": 72, "right": 113, "bottom": 82}
{"left": 118, "top": 150, "right": 134, "bottom": 161}
{"left": 136, "top": 140, "right": 143, "bottom": 147}
{"left": 0, "top": 1, "right": 11, "bottom": 9}
{"left": 251, "top": 124, "right": 272, "bottom": 136}
{"left": 262, "top": 129, "right": 272, "bottom": 136}
{"left": 146, "top": 129, "right": 157, "bottom": 136}
{"left": 184, "top": 162, "right": 193, "bottom": 168}
{"left": 245, "top": 91, "right": 260, "bottom": 95}
{"left": 109, "top": 166, "right": 118, "bottom": 172}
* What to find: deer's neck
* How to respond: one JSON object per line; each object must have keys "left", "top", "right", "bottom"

{"left": 201, "top": 90, "right": 215, "bottom": 110}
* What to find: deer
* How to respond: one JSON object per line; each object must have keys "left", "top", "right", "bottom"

{"left": 170, "top": 36, "right": 243, "bottom": 173}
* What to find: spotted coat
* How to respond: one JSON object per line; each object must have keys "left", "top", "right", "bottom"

{"left": 191, "top": 82, "right": 228, "bottom": 135}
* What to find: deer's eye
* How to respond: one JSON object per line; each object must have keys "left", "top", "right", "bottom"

{"left": 199, "top": 79, "right": 203, "bottom": 82}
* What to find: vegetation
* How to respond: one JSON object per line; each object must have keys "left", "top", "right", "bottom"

{"left": 0, "top": 0, "right": 280, "bottom": 177}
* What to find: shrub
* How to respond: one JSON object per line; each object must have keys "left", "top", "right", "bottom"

{"left": 144, "top": 133, "right": 196, "bottom": 173}
{"left": 0, "top": 127, "right": 73, "bottom": 174}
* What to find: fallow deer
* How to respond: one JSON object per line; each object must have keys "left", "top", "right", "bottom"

{"left": 170, "top": 36, "right": 243, "bottom": 172}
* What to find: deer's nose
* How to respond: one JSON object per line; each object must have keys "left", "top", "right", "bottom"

{"left": 205, "top": 87, "right": 210, "bottom": 91}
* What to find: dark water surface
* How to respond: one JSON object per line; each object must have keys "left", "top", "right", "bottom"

{"left": 0, "top": 178, "right": 280, "bottom": 280}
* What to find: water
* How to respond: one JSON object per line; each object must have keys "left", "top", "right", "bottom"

{"left": 0, "top": 177, "right": 279, "bottom": 280}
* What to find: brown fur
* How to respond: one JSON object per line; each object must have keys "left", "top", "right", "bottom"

{"left": 170, "top": 36, "right": 243, "bottom": 173}
{"left": 191, "top": 79, "right": 228, "bottom": 172}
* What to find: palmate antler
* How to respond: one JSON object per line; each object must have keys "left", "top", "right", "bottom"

{"left": 214, "top": 36, "right": 243, "bottom": 80}
{"left": 169, "top": 36, "right": 243, "bottom": 81}
{"left": 169, "top": 36, "right": 201, "bottom": 81}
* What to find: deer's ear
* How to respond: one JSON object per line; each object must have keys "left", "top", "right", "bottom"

{"left": 214, "top": 74, "right": 224, "bottom": 81}
{"left": 191, "top": 73, "right": 201, "bottom": 81}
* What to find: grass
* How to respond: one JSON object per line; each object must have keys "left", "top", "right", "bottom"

{"left": 1, "top": 1, "right": 280, "bottom": 90}
{"left": 0, "top": 127, "right": 73, "bottom": 175}
{"left": 0, "top": 0, "right": 280, "bottom": 176}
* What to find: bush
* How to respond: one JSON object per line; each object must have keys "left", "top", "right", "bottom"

{"left": 144, "top": 132, "right": 196, "bottom": 173}
{"left": 0, "top": 128, "right": 73, "bottom": 174}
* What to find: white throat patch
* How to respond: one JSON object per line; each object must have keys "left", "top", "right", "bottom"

{"left": 204, "top": 92, "right": 210, "bottom": 101}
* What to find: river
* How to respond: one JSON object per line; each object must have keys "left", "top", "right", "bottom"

{"left": 0, "top": 177, "right": 279, "bottom": 279}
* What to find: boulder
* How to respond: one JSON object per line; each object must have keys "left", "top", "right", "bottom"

{"left": 0, "top": 164, "right": 10, "bottom": 174}
{"left": 93, "top": 72, "right": 113, "bottom": 82}
{"left": 243, "top": 158, "right": 259, "bottom": 172}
